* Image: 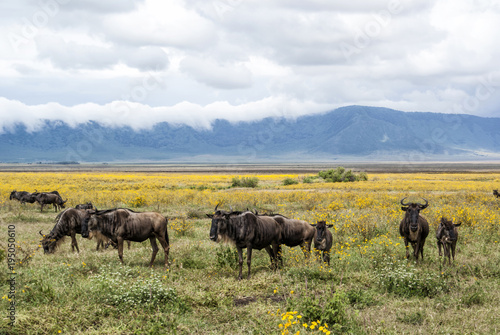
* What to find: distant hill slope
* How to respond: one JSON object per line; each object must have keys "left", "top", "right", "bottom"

{"left": 1, "top": 105, "right": 499, "bottom": 162}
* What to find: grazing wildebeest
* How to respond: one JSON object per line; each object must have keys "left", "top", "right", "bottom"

{"left": 81, "top": 208, "right": 169, "bottom": 267}
{"left": 40, "top": 208, "right": 93, "bottom": 253}
{"left": 34, "top": 191, "right": 67, "bottom": 212}
{"left": 399, "top": 198, "right": 430, "bottom": 262}
{"left": 311, "top": 220, "right": 333, "bottom": 265}
{"left": 208, "top": 205, "right": 281, "bottom": 280}
{"left": 75, "top": 202, "right": 95, "bottom": 210}
{"left": 9, "top": 191, "right": 37, "bottom": 204}
{"left": 493, "top": 190, "right": 500, "bottom": 198}
{"left": 436, "top": 217, "right": 461, "bottom": 265}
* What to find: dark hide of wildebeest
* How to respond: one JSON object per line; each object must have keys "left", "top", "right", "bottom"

{"left": 436, "top": 217, "right": 461, "bottom": 265}
{"left": 75, "top": 202, "right": 95, "bottom": 210}
{"left": 39, "top": 208, "right": 93, "bottom": 253}
{"left": 493, "top": 190, "right": 500, "bottom": 198}
{"left": 34, "top": 191, "right": 67, "bottom": 212}
{"left": 399, "top": 197, "right": 430, "bottom": 262}
{"left": 311, "top": 220, "right": 333, "bottom": 265}
{"left": 81, "top": 208, "right": 169, "bottom": 267}
{"left": 269, "top": 215, "right": 315, "bottom": 260}
{"left": 9, "top": 190, "right": 37, "bottom": 204}
{"left": 208, "top": 205, "right": 281, "bottom": 280}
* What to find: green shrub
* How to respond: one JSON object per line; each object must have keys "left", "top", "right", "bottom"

{"left": 318, "top": 167, "right": 368, "bottom": 183}
{"left": 373, "top": 257, "right": 449, "bottom": 298}
{"left": 302, "top": 176, "right": 316, "bottom": 184}
{"left": 90, "top": 265, "right": 188, "bottom": 312}
{"left": 283, "top": 177, "right": 299, "bottom": 186}
{"left": 287, "top": 289, "right": 349, "bottom": 332}
{"left": 216, "top": 245, "right": 239, "bottom": 269}
{"left": 231, "top": 176, "right": 259, "bottom": 188}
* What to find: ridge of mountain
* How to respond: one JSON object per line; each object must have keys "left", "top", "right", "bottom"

{"left": 1, "top": 105, "right": 499, "bottom": 162}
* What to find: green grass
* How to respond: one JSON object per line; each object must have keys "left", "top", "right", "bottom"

{"left": 1, "top": 205, "right": 499, "bottom": 335}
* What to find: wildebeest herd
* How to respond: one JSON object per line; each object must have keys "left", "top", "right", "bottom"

{"left": 11, "top": 189, "right": 486, "bottom": 279}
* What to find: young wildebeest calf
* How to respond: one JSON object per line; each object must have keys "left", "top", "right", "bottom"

{"left": 208, "top": 207, "right": 281, "bottom": 280}
{"left": 311, "top": 221, "right": 333, "bottom": 265}
{"left": 399, "top": 198, "right": 430, "bottom": 262}
{"left": 436, "top": 217, "right": 461, "bottom": 265}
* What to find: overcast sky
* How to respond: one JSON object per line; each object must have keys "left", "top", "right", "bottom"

{"left": 1, "top": 0, "right": 500, "bottom": 132}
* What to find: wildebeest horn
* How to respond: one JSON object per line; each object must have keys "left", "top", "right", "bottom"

{"left": 63, "top": 198, "right": 68, "bottom": 203}
{"left": 214, "top": 204, "right": 219, "bottom": 212}
{"left": 417, "top": 198, "right": 428, "bottom": 209}
{"left": 39, "top": 230, "right": 44, "bottom": 236}
{"left": 400, "top": 197, "right": 410, "bottom": 206}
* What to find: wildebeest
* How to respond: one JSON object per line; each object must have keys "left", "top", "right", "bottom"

{"left": 40, "top": 208, "right": 93, "bottom": 253}
{"left": 258, "top": 213, "right": 315, "bottom": 261}
{"left": 75, "top": 202, "right": 95, "bottom": 210}
{"left": 436, "top": 217, "right": 461, "bottom": 265}
{"left": 208, "top": 206, "right": 281, "bottom": 280}
{"left": 399, "top": 198, "right": 430, "bottom": 262}
{"left": 311, "top": 220, "right": 333, "bottom": 265}
{"left": 493, "top": 190, "right": 500, "bottom": 198}
{"left": 9, "top": 190, "right": 37, "bottom": 204}
{"left": 81, "top": 208, "right": 170, "bottom": 267}
{"left": 34, "top": 191, "right": 67, "bottom": 212}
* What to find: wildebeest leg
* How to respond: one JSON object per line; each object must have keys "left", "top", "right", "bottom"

{"left": 437, "top": 240, "right": 442, "bottom": 256}
{"left": 301, "top": 242, "right": 312, "bottom": 259}
{"left": 246, "top": 247, "right": 253, "bottom": 280}
{"left": 117, "top": 237, "right": 125, "bottom": 264}
{"left": 236, "top": 246, "right": 244, "bottom": 280}
{"left": 324, "top": 251, "right": 330, "bottom": 266}
{"left": 264, "top": 246, "right": 275, "bottom": 269}
{"left": 70, "top": 231, "right": 79, "bottom": 253}
{"left": 156, "top": 236, "right": 169, "bottom": 267}
{"left": 404, "top": 238, "right": 410, "bottom": 259}
{"left": 419, "top": 239, "right": 425, "bottom": 261}
{"left": 148, "top": 237, "right": 159, "bottom": 267}
{"left": 127, "top": 240, "right": 131, "bottom": 249}
{"left": 40, "top": 203, "right": 44, "bottom": 212}
{"left": 275, "top": 244, "right": 283, "bottom": 268}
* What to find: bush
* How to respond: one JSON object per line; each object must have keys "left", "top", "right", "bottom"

{"left": 216, "top": 245, "right": 239, "bottom": 269}
{"left": 231, "top": 176, "right": 259, "bottom": 188}
{"left": 373, "top": 257, "right": 449, "bottom": 298}
{"left": 287, "top": 289, "right": 349, "bottom": 332}
{"left": 318, "top": 167, "right": 368, "bottom": 183}
{"left": 90, "top": 265, "right": 188, "bottom": 312}
{"left": 302, "top": 176, "right": 316, "bottom": 184}
{"left": 283, "top": 177, "right": 299, "bottom": 186}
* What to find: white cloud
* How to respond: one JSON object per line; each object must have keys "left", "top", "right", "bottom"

{"left": 1, "top": 0, "right": 500, "bottom": 135}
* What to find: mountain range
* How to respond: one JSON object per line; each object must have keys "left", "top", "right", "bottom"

{"left": 1, "top": 106, "right": 499, "bottom": 163}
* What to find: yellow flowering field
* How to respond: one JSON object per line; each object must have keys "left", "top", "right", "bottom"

{"left": 1, "top": 170, "right": 499, "bottom": 334}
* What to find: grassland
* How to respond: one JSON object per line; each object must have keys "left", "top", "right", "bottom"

{"left": 0, "top": 170, "right": 499, "bottom": 334}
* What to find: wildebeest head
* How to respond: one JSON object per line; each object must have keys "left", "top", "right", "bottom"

{"left": 208, "top": 204, "right": 237, "bottom": 242}
{"left": 437, "top": 217, "right": 461, "bottom": 243}
{"left": 39, "top": 230, "right": 57, "bottom": 254}
{"left": 81, "top": 216, "right": 91, "bottom": 238}
{"left": 9, "top": 191, "right": 16, "bottom": 200}
{"left": 208, "top": 205, "right": 225, "bottom": 242}
{"left": 312, "top": 220, "right": 332, "bottom": 244}
{"left": 401, "top": 197, "right": 428, "bottom": 232}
